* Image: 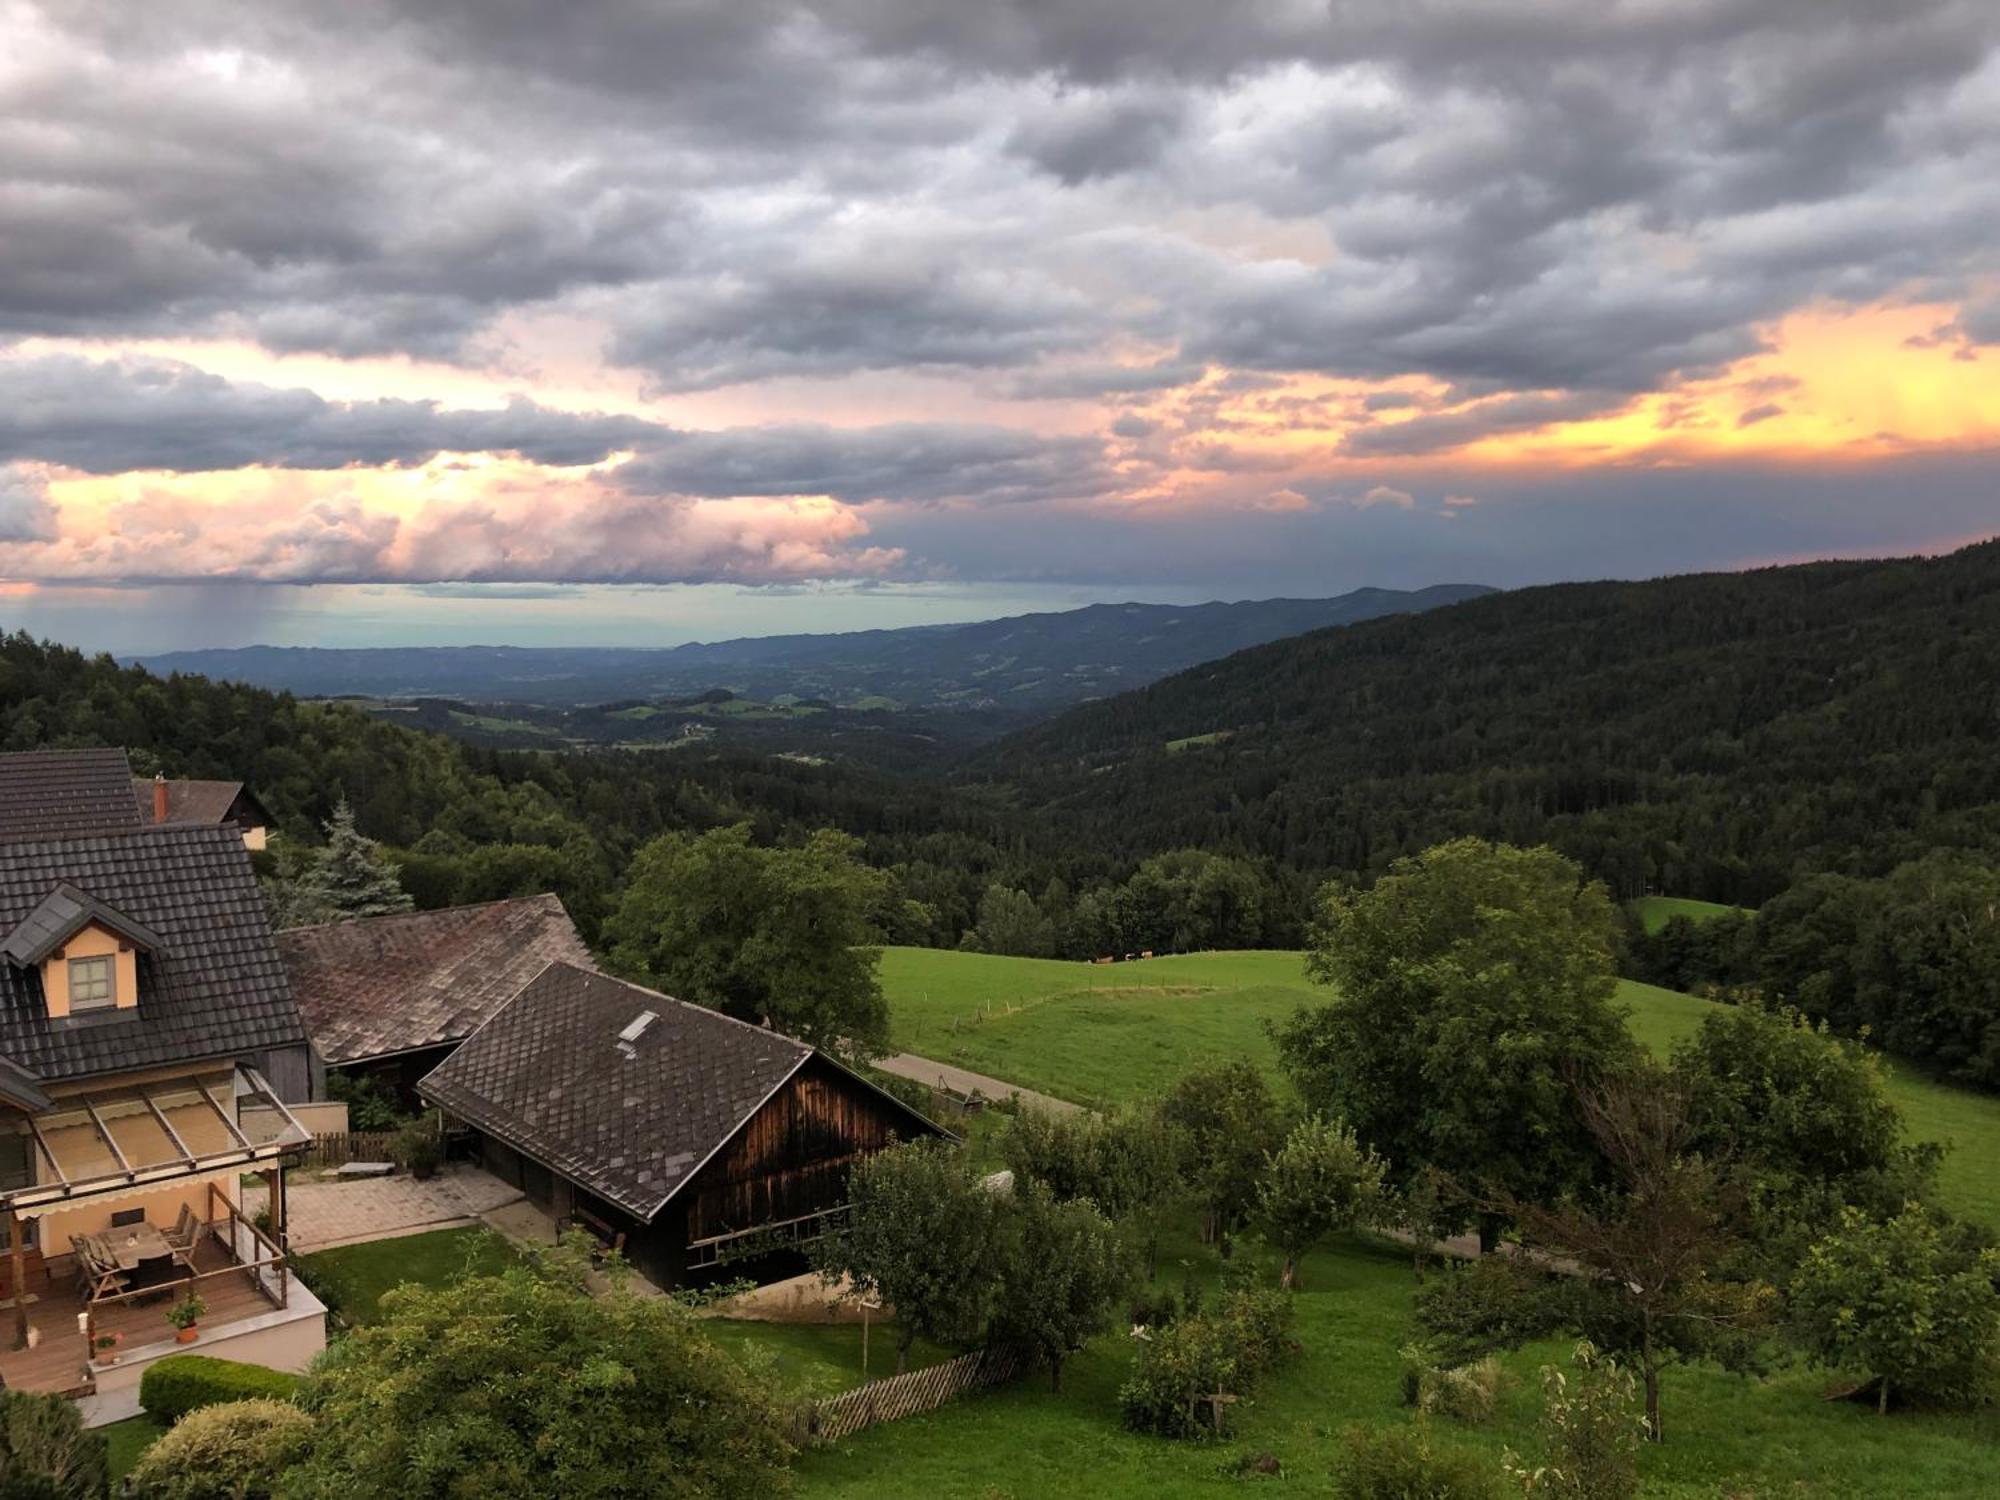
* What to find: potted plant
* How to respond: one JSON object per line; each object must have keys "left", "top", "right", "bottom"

{"left": 92, "top": 1331, "right": 122, "bottom": 1365}
{"left": 165, "top": 1292, "right": 206, "bottom": 1344}
{"left": 392, "top": 1114, "right": 445, "bottom": 1181}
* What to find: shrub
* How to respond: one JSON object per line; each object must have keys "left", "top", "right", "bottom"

{"left": 1128, "top": 1285, "right": 1180, "bottom": 1329}
{"left": 1215, "top": 1279, "right": 1297, "bottom": 1381}
{"left": 0, "top": 1389, "right": 109, "bottom": 1500}
{"left": 1333, "top": 1422, "right": 1501, "bottom": 1500}
{"left": 324, "top": 1071, "right": 407, "bottom": 1134}
{"left": 391, "top": 1115, "right": 445, "bottom": 1179}
{"left": 1402, "top": 1344, "right": 1506, "bottom": 1425}
{"left": 124, "top": 1399, "right": 313, "bottom": 1500}
{"left": 1119, "top": 1315, "right": 1238, "bottom": 1439}
{"left": 1504, "top": 1343, "right": 1644, "bottom": 1500}
{"left": 139, "top": 1356, "right": 302, "bottom": 1424}
{"left": 1119, "top": 1283, "right": 1299, "bottom": 1440}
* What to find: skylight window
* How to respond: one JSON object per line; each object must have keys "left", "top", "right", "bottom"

{"left": 618, "top": 1011, "right": 657, "bottom": 1044}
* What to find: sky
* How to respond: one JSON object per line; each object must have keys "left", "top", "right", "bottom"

{"left": 1, "top": 0, "right": 1997, "bottom": 652}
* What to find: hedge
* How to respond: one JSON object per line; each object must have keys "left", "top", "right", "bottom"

{"left": 139, "top": 1356, "right": 301, "bottom": 1423}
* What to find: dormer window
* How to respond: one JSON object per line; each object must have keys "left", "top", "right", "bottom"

{"left": 0, "top": 883, "right": 162, "bottom": 1021}
{"left": 67, "top": 955, "right": 115, "bottom": 1011}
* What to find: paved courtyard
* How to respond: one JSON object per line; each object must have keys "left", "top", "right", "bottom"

{"left": 245, "top": 1165, "right": 524, "bottom": 1252}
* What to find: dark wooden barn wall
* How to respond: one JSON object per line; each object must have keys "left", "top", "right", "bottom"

{"left": 681, "top": 1059, "right": 927, "bottom": 1245}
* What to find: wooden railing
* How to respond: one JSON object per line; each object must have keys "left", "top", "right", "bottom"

{"left": 79, "top": 1184, "right": 290, "bottom": 1358}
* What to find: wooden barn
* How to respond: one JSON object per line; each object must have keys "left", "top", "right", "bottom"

{"left": 417, "top": 962, "right": 948, "bottom": 1287}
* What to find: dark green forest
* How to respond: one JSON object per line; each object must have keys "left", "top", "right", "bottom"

{"left": 972, "top": 539, "right": 2000, "bottom": 907}
{"left": 5, "top": 535, "right": 1999, "bottom": 1087}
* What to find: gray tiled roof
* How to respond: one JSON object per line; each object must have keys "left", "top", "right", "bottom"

{"left": 277, "top": 894, "right": 595, "bottom": 1065}
{"left": 418, "top": 963, "right": 813, "bottom": 1221}
{"left": 133, "top": 778, "right": 250, "bottom": 828}
{"left": 0, "top": 749, "right": 144, "bottom": 843}
{"left": 0, "top": 883, "right": 166, "bottom": 966}
{"left": 0, "top": 825, "right": 307, "bottom": 1081}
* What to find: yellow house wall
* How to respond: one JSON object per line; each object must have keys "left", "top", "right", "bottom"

{"left": 37, "top": 924, "right": 138, "bottom": 1019}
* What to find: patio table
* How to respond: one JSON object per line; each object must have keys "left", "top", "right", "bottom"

{"left": 84, "top": 1224, "right": 171, "bottom": 1272}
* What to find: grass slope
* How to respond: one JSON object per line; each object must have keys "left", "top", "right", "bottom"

{"left": 878, "top": 948, "right": 2000, "bottom": 1227}
{"left": 1633, "top": 895, "right": 1748, "bottom": 933}
{"left": 749, "top": 1228, "right": 2000, "bottom": 1499}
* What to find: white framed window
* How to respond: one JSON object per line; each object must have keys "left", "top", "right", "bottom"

{"left": 68, "top": 954, "right": 115, "bottom": 1011}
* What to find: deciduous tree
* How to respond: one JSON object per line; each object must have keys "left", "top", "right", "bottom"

{"left": 605, "top": 822, "right": 889, "bottom": 1057}
{"left": 1790, "top": 1204, "right": 2000, "bottom": 1414}
{"left": 992, "top": 1187, "right": 1133, "bottom": 1391}
{"left": 816, "top": 1138, "right": 1009, "bottom": 1373}
{"left": 1158, "top": 1061, "right": 1285, "bottom": 1252}
{"left": 279, "top": 1251, "right": 791, "bottom": 1500}
{"left": 1255, "top": 1116, "right": 1388, "bottom": 1289}
{"left": 1279, "top": 838, "right": 1633, "bottom": 1250}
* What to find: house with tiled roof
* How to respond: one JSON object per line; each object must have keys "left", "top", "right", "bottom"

{"left": 276, "top": 894, "right": 595, "bottom": 1105}
{"left": 0, "top": 749, "right": 324, "bottom": 1400}
{"left": 419, "top": 963, "right": 947, "bottom": 1288}
{"left": 133, "top": 775, "right": 276, "bottom": 851}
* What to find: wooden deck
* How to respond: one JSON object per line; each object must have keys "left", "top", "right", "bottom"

{"left": 0, "top": 1238, "right": 280, "bottom": 1395}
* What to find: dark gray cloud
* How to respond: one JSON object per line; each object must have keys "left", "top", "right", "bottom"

{"left": 0, "top": 357, "right": 658, "bottom": 473}
{"left": 5, "top": 0, "right": 1992, "bottom": 403}
{"left": 1342, "top": 391, "right": 1630, "bottom": 458}
{"left": 618, "top": 422, "right": 1115, "bottom": 505}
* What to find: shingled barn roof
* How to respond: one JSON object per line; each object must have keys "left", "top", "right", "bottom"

{"left": 278, "top": 894, "right": 594, "bottom": 1066}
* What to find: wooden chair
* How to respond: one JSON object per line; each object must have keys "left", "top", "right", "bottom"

{"left": 69, "top": 1237, "right": 127, "bottom": 1302}
{"left": 162, "top": 1206, "right": 202, "bottom": 1270}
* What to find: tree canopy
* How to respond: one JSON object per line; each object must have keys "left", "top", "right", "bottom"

{"left": 1278, "top": 838, "right": 1634, "bottom": 1247}
{"left": 281, "top": 1250, "right": 792, "bottom": 1500}
{"left": 604, "top": 822, "right": 890, "bottom": 1056}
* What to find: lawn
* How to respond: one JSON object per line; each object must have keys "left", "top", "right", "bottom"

{"left": 103, "top": 1414, "right": 168, "bottom": 1483}
{"left": 702, "top": 1318, "right": 960, "bottom": 1400}
{"left": 295, "top": 1225, "right": 519, "bottom": 1326}
{"left": 744, "top": 1228, "right": 2000, "bottom": 1498}
{"left": 1632, "top": 894, "right": 1748, "bottom": 933}
{"left": 879, "top": 948, "right": 2000, "bottom": 1228}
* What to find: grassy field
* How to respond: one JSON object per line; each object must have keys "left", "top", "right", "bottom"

{"left": 749, "top": 1227, "right": 2000, "bottom": 1498}
{"left": 295, "top": 1225, "right": 519, "bottom": 1325}
{"left": 879, "top": 948, "right": 2000, "bottom": 1227}
{"left": 1633, "top": 895, "right": 1748, "bottom": 932}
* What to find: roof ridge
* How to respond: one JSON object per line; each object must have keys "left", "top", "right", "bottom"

{"left": 278, "top": 890, "right": 565, "bottom": 935}
{"left": 546, "top": 960, "right": 815, "bottom": 1054}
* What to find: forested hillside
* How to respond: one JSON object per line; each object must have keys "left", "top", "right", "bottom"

{"left": 0, "top": 633, "right": 1069, "bottom": 944}
{"left": 973, "top": 539, "right": 2000, "bottom": 906}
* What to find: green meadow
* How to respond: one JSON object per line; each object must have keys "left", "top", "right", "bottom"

{"left": 877, "top": 947, "right": 2000, "bottom": 1228}
{"left": 1632, "top": 895, "right": 1748, "bottom": 933}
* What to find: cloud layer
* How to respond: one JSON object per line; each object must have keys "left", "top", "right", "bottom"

{"left": 0, "top": 1, "right": 1995, "bottom": 589}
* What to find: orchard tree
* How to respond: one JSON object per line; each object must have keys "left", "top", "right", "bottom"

{"left": 1158, "top": 1061, "right": 1286, "bottom": 1252}
{"left": 605, "top": 822, "right": 889, "bottom": 1057}
{"left": 992, "top": 1188, "right": 1134, "bottom": 1391}
{"left": 1255, "top": 1117, "right": 1388, "bottom": 1289}
{"left": 1672, "top": 1004, "right": 1934, "bottom": 1273}
{"left": 817, "top": 1138, "right": 1009, "bottom": 1373}
{"left": 278, "top": 1250, "right": 792, "bottom": 1500}
{"left": 1791, "top": 1204, "right": 2000, "bottom": 1414}
{"left": 1003, "top": 1107, "right": 1183, "bottom": 1277}
{"left": 1497, "top": 1068, "right": 1773, "bottom": 1443}
{"left": 1278, "top": 838, "right": 1633, "bottom": 1250}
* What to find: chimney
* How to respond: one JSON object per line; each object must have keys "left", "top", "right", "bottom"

{"left": 152, "top": 772, "right": 169, "bottom": 824}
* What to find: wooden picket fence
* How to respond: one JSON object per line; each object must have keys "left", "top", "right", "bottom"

{"left": 794, "top": 1344, "right": 1032, "bottom": 1445}
{"left": 298, "top": 1130, "right": 401, "bottom": 1170}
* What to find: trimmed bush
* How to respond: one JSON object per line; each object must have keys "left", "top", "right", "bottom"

{"left": 1333, "top": 1423, "right": 1501, "bottom": 1500}
{"left": 139, "top": 1356, "right": 301, "bottom": 1424}
{"left": 124, "top": 1398, "right": 313, "bottom": 1500}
